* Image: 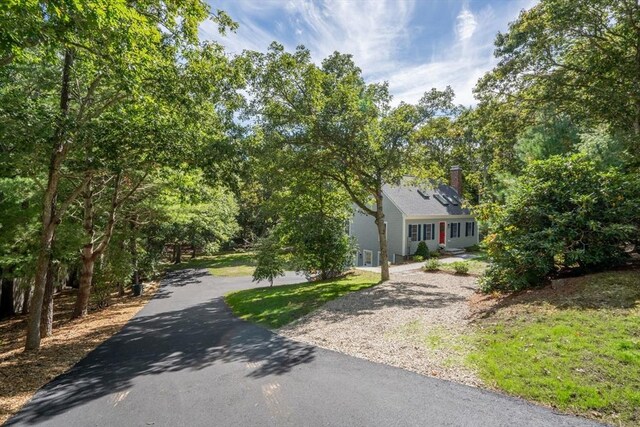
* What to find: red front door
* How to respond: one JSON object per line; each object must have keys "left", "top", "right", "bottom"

{"left": 439, "top": 222, "right": 446, "bottom": 244}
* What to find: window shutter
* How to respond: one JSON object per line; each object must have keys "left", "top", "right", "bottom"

{"left": 408, "top": 224, "right": 411, "bottom": 237}
{"left": 432, "top": 224, "right": 435, "bottom": 240}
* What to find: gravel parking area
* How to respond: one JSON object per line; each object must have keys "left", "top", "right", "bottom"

{"left": 279, "top": 271, "right": 481, "bottom": 386}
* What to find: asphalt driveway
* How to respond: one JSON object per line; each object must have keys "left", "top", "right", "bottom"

{"left": 7, "top": 269, "right": 600, "bottom": 426}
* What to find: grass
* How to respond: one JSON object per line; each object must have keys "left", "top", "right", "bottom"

{"left": 167, "top": 252, "right": 257, "bottom": 277}
{"left": 469, "top": 271, "right": 640, "bottom": 426}
{"left": 438, "top": 259, "right": 488, "bottom": 276}
{"left": 425, "top": 258, "right": 489, "bottom": 276}
{"left": 225, "top": 271, "right": 380, "bottom": 328}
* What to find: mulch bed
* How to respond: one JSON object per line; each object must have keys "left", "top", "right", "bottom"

{"left": 0, "top": 282, "right": 158, "bottom": 424}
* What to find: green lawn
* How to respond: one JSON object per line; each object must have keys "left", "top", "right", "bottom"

{"left": 437, "top": 259, "right": 488, "bottom": 276}
{"left": 225, "top": 271, "right": 380, "bottom": 328}
{"left": 167, "top": 252, "right": 256, "bottom": 277}
{"left": 469, "top": 271, "right": 640, "bottom": 426}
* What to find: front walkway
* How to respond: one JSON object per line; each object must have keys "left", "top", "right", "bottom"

{"left": 356, "top": 253, "right": 478, "bottom": 274}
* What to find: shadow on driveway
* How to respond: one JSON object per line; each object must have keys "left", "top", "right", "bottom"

{"left": 8, "top": 272, "right": 315, "bottom": 426}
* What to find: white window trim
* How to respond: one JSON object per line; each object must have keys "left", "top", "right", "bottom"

{"left": 363, "top": 249, "right": 373, "bottom": 266}
{"left": 409, "top": 224, "right": 419, "bottom": 242}
{"left": 425, "top": 223, "right": 435, "bottom": 241}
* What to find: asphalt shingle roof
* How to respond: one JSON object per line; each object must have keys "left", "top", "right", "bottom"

{"left": 382, "top": 183, "right": 471, "bottom": 216}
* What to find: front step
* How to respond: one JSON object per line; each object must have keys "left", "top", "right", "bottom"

{"left": 444, "top": 247, "right": 466, "bottom": 255}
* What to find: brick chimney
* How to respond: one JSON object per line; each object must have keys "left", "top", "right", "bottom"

{"left": 450, "top": 165, "right": 462, "bottom": 195}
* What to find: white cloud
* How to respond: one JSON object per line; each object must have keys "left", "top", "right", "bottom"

{"left": 456, "top": 8, "right": 478, "bottom": 41}
{"left": 203, "top": 0, "right": 538, "bottom": 106}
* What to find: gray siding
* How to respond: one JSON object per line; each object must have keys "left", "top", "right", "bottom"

{"left": 350, "top": 195, "right": 404, "bottom": 266}
{"left": 405, "top": 217, "right": 479, "bottom": 255}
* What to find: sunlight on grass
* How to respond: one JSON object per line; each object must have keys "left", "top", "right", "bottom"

{"left": 438, "top": 259, "right": 488, "bottom": 276}
{"left": 167, "top": 252, "right": 256, "bottom": 277}
{"left": 225, "top": 271, "right": 380, "bottom": 328}
{"left": 469, "top": 271, "right": 640, "bottom": 426}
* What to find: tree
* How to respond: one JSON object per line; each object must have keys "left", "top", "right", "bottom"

{"left": 476, "top": 0, "right": 640, "bottom": 155}
{"left": 153, "top": 169, "right": 240, "bottom": 265}
{"left": 251, "top": 44, "right": 451, "bottom": 281}
{"left": 480, "top": 154, "right": 640, "bottom": 291}
{"left": 1, "top": 1, "right": 239, "bottom": 350}
{"left": 252, "top": 231, "right": 286, "bottom": 287}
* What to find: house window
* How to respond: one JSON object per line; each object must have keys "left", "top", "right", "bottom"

{"left": 465, "top": 221, "right": 475, "bottom": 237}
{"left": 424, "top": 223, "right": 435, "bottom": 240}
{"left": 408, "top": 224, "right": 419, "bottom": 242}
{"left": 363, "top": 250, "right": 373, "bottom": 266}
{"left": 450, "top": 222, "right": 461, "bottom": 238}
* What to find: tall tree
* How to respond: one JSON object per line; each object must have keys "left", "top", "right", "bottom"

{"left": 0, "top": 1, "right": 237, "bottom": 350}
{"left": 252, "top": 44, "right": 451, "bottom": 280}
{"left": 476, "top": 0, "right": 640, "bottom": 156}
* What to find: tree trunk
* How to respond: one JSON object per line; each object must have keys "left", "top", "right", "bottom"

{"left": 191, "top": 244, "right": 196, "bottom": 259}
{"left": 174, "top": 244, "right": 182, "bottom": 264}
{"left": 72, "top": 172, "right": 120, "bottom": 318}
{"left": 0, "top": 276, "right": 15, "bottom": 320}
{"left": 21, "top": 285, "right": 31, "bottom": 315}
{"left": 25, "top": 49, "right": 74, "bottom": 351}
{"left": 130, "top": 220, "right": 140, "bottom": 288}
{"left": 73, "top": 244, "right": 95, "bottom": 318}
{"left": 40, "top": 260, "right": 56, "bottom": 338}
{"left": 375, "top": 195, "right": 390, "bottom": 282}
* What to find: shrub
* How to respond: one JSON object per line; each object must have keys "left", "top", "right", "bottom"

{"left": 415, "top": 241, "right": 430, "bottom": 259}
{"left": 481, "top": 154, "right": 639, "bottom": 292}
{"left": 252, "top": 230, "right": 286, "bottom": 286}
{"left": 450, "top": 261, "right": 469, "bottom": 275}
{"left": 413, "top": 255, "right": 424, "bottom": 262}
{"left": 424, "top": 259, "right": 440, "bottom": 271}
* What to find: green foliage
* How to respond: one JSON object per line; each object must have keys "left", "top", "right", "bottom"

{"left": 92, "top": 241, "right": 133, "bottom": 308}
{"left": 152, "top": 169, "right": 240, "bottom": 254}
{"left": 480, "top": 155, "right": 640, "bottom": 291}
{"left": 450, "top": 262, "right": 469, "bottom": 275}
{"left": 289, "top": 218, "right": 354, "bottom": 280}
{"left": 439, "top": 259, "right": 488, "bottom": 276}
{"left": 414, "top": 241, "right": 430, "bottom": 259}
{"left": 250, "top": 44, "right": 458, "bottom": 280}
{"left": 252, "top": 232, "right": 286, "bottom": 286}
{"left": 226, "top": 271, "right": 379, "bottom": 328}
{"left": 424, "top": 259, "right": 440, "bottom": 271}
{"left": 413, "top": 255, "right": 424, "bottom": 262}
{"left": 476, "top": 0, "right": 640, "bottom": 152}
{"left": 514, "top": 115, "right": 579, "bottom": 164}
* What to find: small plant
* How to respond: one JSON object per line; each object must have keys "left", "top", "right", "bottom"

{"left": 414, "top": 241, "right": 430, "bottom": 259}
{"left": 424, "top": 258, "right": 440, "bottom": 271}
{"left": 413, "top": 255, "right": 424, "bottom": 262}
{"left": 451, "top": 261, "right": 469, "bottom": 275}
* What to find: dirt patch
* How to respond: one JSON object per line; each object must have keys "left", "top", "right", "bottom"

{"left": 279, "top": 271, "right": 482, "bottom": 386}
{"left": 0, "top": 282, "right": 158, "bottom": 424}
{"left": 469, "top": 269, "right": 640, "bottom": 321}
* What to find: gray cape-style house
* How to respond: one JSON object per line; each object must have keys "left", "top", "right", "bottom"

{"left": 349, "top": 166, "right": 478, "bottom": 267}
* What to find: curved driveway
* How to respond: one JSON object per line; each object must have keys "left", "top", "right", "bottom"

{"left": 8, "top": 269, "right": 600, "bottom": 426}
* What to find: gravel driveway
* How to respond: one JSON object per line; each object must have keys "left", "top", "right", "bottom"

{"left": 279, "top": 270, "right": 481, "bottom": 386}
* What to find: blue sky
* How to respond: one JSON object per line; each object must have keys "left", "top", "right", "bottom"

{"left": 201, "top": 1, "right": 537, "bottom": 106}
